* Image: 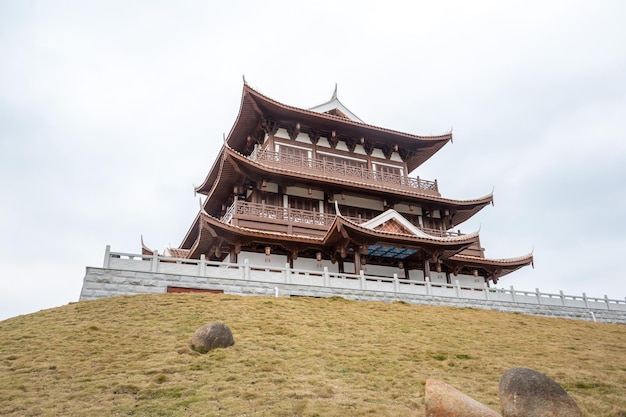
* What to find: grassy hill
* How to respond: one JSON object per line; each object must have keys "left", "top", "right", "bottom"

{"left": 1, "top": 293, "right": 625, "bottom": 416}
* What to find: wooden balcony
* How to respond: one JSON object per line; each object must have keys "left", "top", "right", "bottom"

{"left": 220, "top": 200, "right": 466, "bottom": 241}
{"left": 249, "top": 148, "right": 439, "bottom": 195}
{"left": 221, "top": 200, "right": 351, "bottom": 236}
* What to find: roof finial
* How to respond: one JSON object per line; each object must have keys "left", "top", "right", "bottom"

{"left": 331, "top": 83, "right": 338, "bottom": 100}
{"left": 242, "top": 74, "right": 247, "bottom": 85}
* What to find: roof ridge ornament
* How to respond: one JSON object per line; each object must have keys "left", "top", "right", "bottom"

{"left": 331, "top": 83, "right": 338, "bottom": 100}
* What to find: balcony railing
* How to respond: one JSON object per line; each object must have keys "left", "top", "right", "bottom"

{"left": 221, "top": 200, "right": 359, "bottom": 228}
{"left": 220, "top": 201, "right": 464, "bottom": 239}
{"left": 249, "top": 148, "right": 439, "bottom": 194}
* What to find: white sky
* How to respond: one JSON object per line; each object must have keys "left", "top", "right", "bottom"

{"left": 1, "top": 0, "right": 625, "bottom": 320}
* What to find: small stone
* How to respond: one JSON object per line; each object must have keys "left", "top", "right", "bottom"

{"left": 425, "top": 379, "right": 502, "bottom": 417}
{"left": 499, "top": 368, "right": 583, "bottom": 417}
{"left": 190, "top": 322, "right": 234, "bottom": 353}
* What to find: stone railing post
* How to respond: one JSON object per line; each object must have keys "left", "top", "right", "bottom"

{"left": 559, "top": 290, "right": 565, "bottom": 306}
{"left": 151, "top": 250, "right": 159, "bottom": 272}
{"left": 583, "top": 292, "right": 589, "bottom": 308}
{"left": 605, "top": 295, "right": 611, "bottom": 310}
{"left": 284, "top": 263, "right": 290, "bottom": 284}
{"left": 323, "top": 267, "right": 330, "bottom": 287}
{"left": 455, "top": 280, "right": 461, "bottom": 298}
{"left": 484, "top": 282, "right": 490, "bottom": 300}
{"left": 425, "top": 276, "right": 431, "bottom": 296}
{"left": 393, "top": 273, "right": 399, "bottom": 293}
{"left": 243, "top": 259, "right": 250, "bottom": 280}
{"left": 199, "top": 254, "right": 206, "bottom": 276}
{"left": 535, "top": 288, "right": 542, "bottom": 305}
{"left": 510, "top": 285, "right": 517, "bottom": 302}
{"left": 103, "top": 245, "right": 111, "bottom": 268}
{"left": 359, "top": 270, "right": 365, "bottom": 290}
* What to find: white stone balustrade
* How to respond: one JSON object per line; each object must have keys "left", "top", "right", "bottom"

{"left": 81, "top": 246, "right": 626, "bottom": 324}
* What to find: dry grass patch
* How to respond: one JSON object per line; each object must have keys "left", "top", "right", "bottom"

{"left": 1, "top": 293, "right": 625, "bottom": 416}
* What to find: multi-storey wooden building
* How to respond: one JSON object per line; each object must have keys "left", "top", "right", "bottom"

{"left": 144, "top": 83, "right": 532, "bottom": 287}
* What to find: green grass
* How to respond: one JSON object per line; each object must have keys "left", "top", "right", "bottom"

{"left": 1, "top": 293, "right": 625, "bottom": 416}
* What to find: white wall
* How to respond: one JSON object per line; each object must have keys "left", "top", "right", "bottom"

{"left": 229, "top": 252, "right": 484, "bottom": 287}
{"left": 453, "top": 274, "right": 484, "bottom": 287}
{"left": 361, "top": 263, "right": 406, "bottom": 278}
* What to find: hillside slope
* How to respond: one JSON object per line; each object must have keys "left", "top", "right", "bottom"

{"left": 1, "top": 294, "right": 625, "bottom": 416}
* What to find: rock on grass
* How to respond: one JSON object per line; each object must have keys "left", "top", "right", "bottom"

{"left": 190, "top": 322, "right": 234, "bottom": 353}
{"left": 499, "top": 367, "right": 582, "bottom": 417}
{"left": 425, "top": 379, "right": 501, "bottom": 417}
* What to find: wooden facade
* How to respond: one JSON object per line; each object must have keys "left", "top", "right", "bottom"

{"left": 145, "top": 83, "right": 533, "bottom": 287}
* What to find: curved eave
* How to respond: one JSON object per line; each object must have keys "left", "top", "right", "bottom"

{"left": 141, "top": 236, "right": 154, "bottom": 256}
{"left": 179, "top": 212, "right": 201, "bottom": 251}
{"left": 203, "top": 212, "right": 321, "bottom": 243}
{"left": 186, "top": 211, "right": 220, "bottom": 259}
{"left": 182, "top": 148, "right": 243, "bottom": 248}
{"left": 323, "top": 215, "right": 480, "bottom": 258}
{"left": 448, "top": 253, "right": 534, "bottom": 277}
{"left": 225, "top": 145, "right": 493, "bottom": 214}
{"left": 185, "top": 212, "right": 323, "bottom": 258}
{"left": 193, "top": 147, "right": 248, "bottom": 218}
{"left": 230, "top": 84, "right": 451, "bottom": 171}
{"left": 448, "top": 195, "right": 494, "bottom": 228}
{"left": 195, "top": 147, "right": 226, "bottom": 195}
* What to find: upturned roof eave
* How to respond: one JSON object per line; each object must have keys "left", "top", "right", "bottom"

{"left": 224, "top": 145, "right": 494, "bottom": 209}
{"left": 179, "top": 211, "right": 202, "bottom": 251}
{"left": 199, "top": 211, "right": 323, "bottom": 245}
{"left": 243, "top": 84, "right": 451, "bottom": 141}
{"left": 448, "top": 253, "right": 534, "bottom": 277}
{"left": 450, "top": 252, "right": 534, "bottom": 266}
{"left": 322, "top": 214, "right": 480, "bottom": 249}
{"left": 194, "top": 146, "right": 226, "bottom": 195}
{"left": 230, "top": 84, "right": 451, "bottom": 168}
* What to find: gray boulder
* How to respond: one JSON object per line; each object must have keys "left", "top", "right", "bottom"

{"left": 425, "top": 379, "right": 502, "bottom": 417}
{"left": 499, "top": 368, "right": 582, "bottom": 417}
{"left": 190, "top": 322, "right": 234, "bottom": 353}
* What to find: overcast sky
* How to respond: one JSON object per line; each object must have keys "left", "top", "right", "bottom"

{"left": 1, "top": 1, "right": 625, "bottom": 320}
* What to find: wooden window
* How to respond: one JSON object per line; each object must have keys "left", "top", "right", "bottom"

{"left": 280, "top": 146, "right": 307, "bottom": 158}
{"left": 325, "top": 155, "right": 364, "bottom": 168}
{"left": 260, "top": 193, "right": 278, "bottom": 206}
{"left": 376, "top": 164, "right": 402, "bottom": 176}
{"left": 338, "top": 205, "right": 381, "bottom": 221}
{"left": 288, "top": 196, "right": 317, "bottom": 212}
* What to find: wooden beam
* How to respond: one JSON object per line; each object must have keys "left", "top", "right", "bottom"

{"left": 288, "top": 123, "right": 301, "bottom": 140}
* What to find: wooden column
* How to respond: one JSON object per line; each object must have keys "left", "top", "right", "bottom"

{"left": 423, "top": 258, "right": 431, "bottom": 280}
{"left": 337, "top": 258, "right": 345, "bottom": 274}
{"left": 354, "top": 246, "right": 362, "bottom": 274}
{"left": 288, "top": 248, "right": 298, "bottom": 269}
{"left": 230, "top": 242, "right": 241, "bottom": 264}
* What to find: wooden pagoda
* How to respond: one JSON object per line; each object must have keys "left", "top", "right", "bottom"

{"left": 144, "top": 83, "right": 533, "bottom": 287}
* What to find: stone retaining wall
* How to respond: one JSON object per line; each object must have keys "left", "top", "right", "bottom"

{"left": 80, "top": 267, "right": 626, "bottom": 324}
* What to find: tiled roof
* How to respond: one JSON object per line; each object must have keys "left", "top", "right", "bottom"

{"left": 244, "top": 83, "right": 450, "bottom": 142}
{"left": 225, "top": 145, "right": 494, "bottom": 207}
{"left": 450, "top": 253, "right": 534, "bottom": 266}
